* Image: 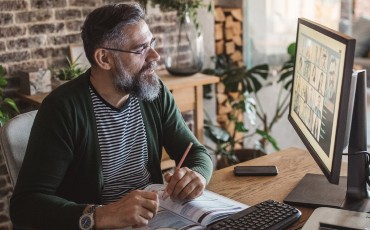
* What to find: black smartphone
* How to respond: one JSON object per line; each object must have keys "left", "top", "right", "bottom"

{"left": 234, "top": 166, "right": 278, "bottom": 176}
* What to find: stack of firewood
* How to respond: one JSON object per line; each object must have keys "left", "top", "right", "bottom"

{"left": 214, "top": 6, "right": 243, "bottom": 66}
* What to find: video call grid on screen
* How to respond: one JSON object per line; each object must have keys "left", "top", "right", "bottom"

{"left": 291, "top": 23, "right": 347, "bottom": 172}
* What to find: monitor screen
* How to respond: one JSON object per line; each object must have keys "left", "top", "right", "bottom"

{"left": 286, "top": 18, "right": 370, "bottom": 212}
{"left": 289, "top": 18, "right": 355, "bottom": 184}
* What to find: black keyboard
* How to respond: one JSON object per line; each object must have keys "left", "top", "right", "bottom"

{"left": 207, "top": 200, "right": 301, "bottom": 230}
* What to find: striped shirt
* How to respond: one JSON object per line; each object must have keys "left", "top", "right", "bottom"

{"left": 90, "top": 87, "right": 152, "bottom": 204}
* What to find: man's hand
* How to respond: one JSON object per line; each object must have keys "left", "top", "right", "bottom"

{"left": 163, "top": 167, "right": 206, "bottom": 201}
{"left": 95, "top": 190, "right": 159, "bottom": 229}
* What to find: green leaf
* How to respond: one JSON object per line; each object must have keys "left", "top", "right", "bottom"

{"left": 235, "top": 121, "right": 249, "bottom": 133}
{"left": 256, "top": 129, "right": 280, "bottom": 151}
{"left": 0, "top": 78, "right": 8, "bottom": 87}
{"left": 3, "top": 98, "right": 20, "bottom": 113}
{"left": 204, "top": 124, "right": 231, "bottom": 143}
{"left": 287, "top": 43, "right": 296, "bottom": 57}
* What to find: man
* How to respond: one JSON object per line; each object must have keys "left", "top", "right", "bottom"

{"left": 327, "top": 57, "right": 338, "bottom": 102}
{"left": 10, "top": 3, "right": 213, "bottom": 230}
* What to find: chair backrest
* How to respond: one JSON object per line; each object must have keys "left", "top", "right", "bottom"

{"left": 0, "top": 110, "right": 37, "bottom": 186}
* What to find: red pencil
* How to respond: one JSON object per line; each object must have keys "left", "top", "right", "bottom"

{"left": 176, "top": 142, "right": 193, "bottom": 170}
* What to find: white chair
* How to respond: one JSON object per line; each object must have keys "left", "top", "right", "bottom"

{"left": 0, "top": 110, "right": 37, "bottom": 186}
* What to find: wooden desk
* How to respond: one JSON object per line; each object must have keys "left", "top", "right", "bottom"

{"left": 18, "top": 70, "right": 219, "bottom": 143}
{"left": 207, "top": 147, "right": 348, "bottom": 229}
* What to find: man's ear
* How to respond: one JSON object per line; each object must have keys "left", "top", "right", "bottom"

{"left": 94, "top": 49, "right": 111, "bottom": 70}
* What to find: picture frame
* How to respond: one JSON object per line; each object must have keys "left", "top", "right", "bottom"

{"left": 69, "top": 44, "right": 90, "bottom": 69}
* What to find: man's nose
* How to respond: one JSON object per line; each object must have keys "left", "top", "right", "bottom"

{"left": 146, "top": 47, "right": 160, "bottom": 62}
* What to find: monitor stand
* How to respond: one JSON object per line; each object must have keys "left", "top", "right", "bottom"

{"left": 284, "top": 173, "right": 347, "bottom": 208}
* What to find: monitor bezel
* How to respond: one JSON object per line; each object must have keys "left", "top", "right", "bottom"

{"left": 288, "top": 18, "right": 356, "bottom": 184}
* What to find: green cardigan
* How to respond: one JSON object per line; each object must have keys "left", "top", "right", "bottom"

{"left": 10, "top": 71, "right": 213, "bottom": 229}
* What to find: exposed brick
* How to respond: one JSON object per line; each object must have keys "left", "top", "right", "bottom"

{"left": 7, "top": 60, "right": 46, "bottom": 75}
{"left": 0, "top": 42, "right": 5, "bottom": 52}
{"left": 70, "top": 0, "right": 102, "bottom": 7}
{"left": 16, "top": 10, "right": 53, "bottom": 23}
{"left": 32, "top": 47, "right": 69, "bottom": 59}
{"left": 29, "top": 23, "right": 64, "bottom": 35}
{"left": 48, "top": 34, "right": 82, "bottom": 46}
{"left": 0, "top": 1, "right": 28, "bottom": 11}
{"left": 7, "top": 37, "right": 46, "bottom": 50}
{"left": 47, "top": 57, "right": 68, "bottom": 69}
{"left": 103, "top": 0, "right": 133, "bottom": 4}
{"left": 0, "top": 51, "right": 30, "bottom": 63}
{"left": 149, "top": 25, "right": 167, "bottom": 34}
{"left": 0, "top": 185, "right": 12, "bottom": 197}
{"left": 0, "top": 215, "right": 9, "bottom": 225}
{"left": 55, "top": 9, "right": 82, "bottom": 20}
{"left": 66, "top": 20, "right": 84, "bottom": 32}
{"left": 31, "top": 0, "right": 67, "bottom": 9}
{"left": 0, "top": 13, "right": 13, "bottom": 26}
{"left": 82, "top": 8, "right": 98, "bottom": 17}
{"left": 0, "top": 177, "right": 6, "bottom": 189}
{"left": 0, "top": 26, "right": 26, "bottom": 38}
{"left": 0, "top": 223, "right": 12, "bottom": 230}
{"left": 0, "top": 164, "right": 8, "bottom": 176}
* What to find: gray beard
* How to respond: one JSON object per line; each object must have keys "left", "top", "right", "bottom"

{"left": 112, "top": 61, "right": 161, "bottom": 102}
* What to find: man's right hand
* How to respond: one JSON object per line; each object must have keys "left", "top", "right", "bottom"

{"left": 94, "top": 190, "right": 159, "bottom": 229}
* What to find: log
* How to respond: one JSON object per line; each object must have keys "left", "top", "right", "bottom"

{"left": 232, "top": 21, "right": 242, "bottom": 35}
{"left": 215, "top": 40, "right": 224, "bottom": 55}
{"left": 214, "top": 7, "right": 225, "bottom": 22}
{"left": 233, "top": 35, "right": 242, "bottom": 46}
{"left": 225, "top": 15, "right": 234, "bottom": 28}
{"left": 217, "top": 93, "right": 228, "bottom": 104}
{"left": 231, "top": 8, "right": 243, "bottom": 21}
{"left": 225, "top": 28, "right": 234, "bottom": 40}
{"left": 225, "top": 41, "right": 235, "bottom": 54}
{"left": 218, "top": 103, "right": 232, "bottom": 115}
{"left": 217, "top": 114, "right": 228, "bottom": 123}
{"left": 230, "top": 50, "right": 242, "bottom": 62}
{"left": 217, "top": 82, "right": 225, "bottom": 93}
{"left": 215, "top": 23, "right": 223, "bottom": 40}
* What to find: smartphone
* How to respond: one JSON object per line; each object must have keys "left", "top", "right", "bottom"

{"left": 234, "top": 166, "right": 278, "bottom": 176}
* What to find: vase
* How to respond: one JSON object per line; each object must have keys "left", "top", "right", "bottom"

{"left": 163, "top": 12, "right": 204, "bottom": 76}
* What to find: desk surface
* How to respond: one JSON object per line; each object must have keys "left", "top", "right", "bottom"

{"left": 207, "top": 147, "right": 348, "bottom": 229}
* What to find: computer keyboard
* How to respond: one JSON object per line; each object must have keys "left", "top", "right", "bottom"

{"left": 207, "top": 199, "right": 302, "bottom": 230}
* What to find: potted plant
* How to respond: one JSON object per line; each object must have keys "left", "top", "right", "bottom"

{"left": 0, "top": 65, "right": 19, "bottom": 126}
{"left": 138, "top": 0, "right": 209, "bottom": 75}
{"left": 51, "top": 55, "right": 87, "bottom": 88}
{"left": 203, "top": 43, "right": 295, "bottom": 169}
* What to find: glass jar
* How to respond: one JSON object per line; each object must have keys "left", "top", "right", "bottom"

{"left": 163, "top": 12, "right": 204, "bottom": 76}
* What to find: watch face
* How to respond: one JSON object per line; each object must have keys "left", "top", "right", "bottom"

{"left": 80, "top": 214, "right": 93, "bottom": 229}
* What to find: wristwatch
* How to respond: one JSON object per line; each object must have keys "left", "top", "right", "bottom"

{"left": 79, "top": 204, "right": 101, "bottom": 230}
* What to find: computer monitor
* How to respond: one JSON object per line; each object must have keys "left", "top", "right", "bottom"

{"left": 285, "top": 18, "right": 370, "bottom": 212}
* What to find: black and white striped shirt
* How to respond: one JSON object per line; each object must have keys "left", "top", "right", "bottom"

{"left": 90, "top": 87, "right": 152, "bottom": 204}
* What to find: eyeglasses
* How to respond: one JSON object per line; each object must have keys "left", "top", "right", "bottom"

{"left": 101, "top": 37, "right": 157, "bottom": 55}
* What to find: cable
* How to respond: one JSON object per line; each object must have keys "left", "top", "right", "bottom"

{"left": 343, "top": 151, "right": 370, "bottom": 186}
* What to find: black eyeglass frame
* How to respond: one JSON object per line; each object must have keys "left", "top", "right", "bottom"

{"left": 100, "top": 38, "right": 157, "bottom": 55}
